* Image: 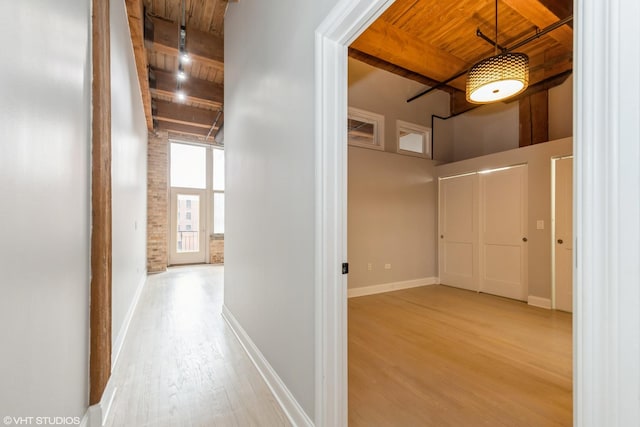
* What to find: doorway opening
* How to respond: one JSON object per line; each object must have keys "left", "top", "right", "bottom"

{"left": 169, "top": 141, "right": 225, "bottom": 266}
{"left": 337, "top": 0, "right": 573, "bottom": 424}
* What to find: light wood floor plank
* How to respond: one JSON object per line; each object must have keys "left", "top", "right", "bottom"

{"left": 105, "top": 266, "right": 290, "bottom": 427}
{"left": 348, "top": 285, "right": 572, "bottom": 426}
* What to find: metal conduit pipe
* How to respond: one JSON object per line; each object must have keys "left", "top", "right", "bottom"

{"left": 430, "top": 112, "right": 470, "bottom": 161}
{"left": 407, "top": 15, "right": 574, "bottom": 103}
{"left": 206, "top": 109, "right": 223, "bottom": 139}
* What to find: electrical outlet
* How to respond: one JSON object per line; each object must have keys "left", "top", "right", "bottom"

{"left": 536, "top": 220, "right": 544, "bottom": 230}
{"left": 367, "top": 263, "right": 372, "bottom": 271}
{"left": 384, "top": 263, "right": 391, "bottom": 270}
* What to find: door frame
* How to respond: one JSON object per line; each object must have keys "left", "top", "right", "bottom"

{"left": 168, "top": 188, "right": 207, "bottom": 265}
{"left": 167, "top": 139, "right": 216, "bottom": 266}
{"left": 314, "top": 1, "right": 395, "bottom": 424}
{"left": 316, "top": 0, "right": 640, "bottom": 425}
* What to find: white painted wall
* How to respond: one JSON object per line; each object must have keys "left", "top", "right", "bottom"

{"left": 224, "top": 0, "right": 342, "bottom": 420}
{"left": 348, "top": 147, "right": 438, "bottom": 288}
{"left": 0, "top": 0, "right": 91, "bottom": 420}
{"left": 348, "top": 58, "right": 451, "bottom": 155}
{"left": 444, "top": 75, "right": 573, "bottom": 163}
{"left": 450, "top": 102, "right": 520, "bottom": 161}
{"left": 110, "top": 0, "right": 148, "bottom": 358}
{"left": 347, "top": 58, "right": 447, "bottom": 288}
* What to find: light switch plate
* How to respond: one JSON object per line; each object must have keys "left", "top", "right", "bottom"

{"left": 537, "top": 220, "right": 544, "bottom": 230}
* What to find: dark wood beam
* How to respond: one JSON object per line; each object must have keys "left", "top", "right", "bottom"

{"left": 145, "top": 15, "right": 224, "bottom": 71}
{"left": 510, "top": 69, "right": 572, "bottom": 102}
{"left": 149, "top": 68, "right": 223, "bottom": 109}
{"left": 125, "top": 0, "right": 153, "bottom": 131}
{"left": 502, "top": 0, "right": 573, "bottom": 50}
{"left": 539, "top": 0, "right": 573, "bottom": 22}
{"left": 90, "top": 0, "right": 112, "bottom": 406}
{"left": 519, "top": 90, "right": 549, "bottom": 147}
{"left": 156, "top": 120, "right": 219, "bottom": 138}
{"left": 153, "top": 99, "right": 220, "bottom": 128}
{"left": 348, "top": 48, "right": 458, "bottom": 95}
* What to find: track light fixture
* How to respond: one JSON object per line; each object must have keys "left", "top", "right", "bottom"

{"left": 175, "top": 0, "right": 189, "bottom": 100}
{"left": 177, "top": 63, "right": 187, "bottom": 81}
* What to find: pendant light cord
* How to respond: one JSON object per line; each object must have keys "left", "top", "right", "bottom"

{"left": 494, "top": 0, "right": 498, "bottom": 55}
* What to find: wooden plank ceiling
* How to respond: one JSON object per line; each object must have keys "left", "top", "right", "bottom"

{"left": 126, "top": 0, "right": 572, "bottom": 138}
{"left": 126, "top": 0, "right": 227, "bottom": 140}
{"left": 351, "top": 0, "right": 573, "bottom": 112}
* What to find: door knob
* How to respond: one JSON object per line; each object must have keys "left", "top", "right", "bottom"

{"left": 522, "top": 237, "right": 528, "bottom": 242}
{"left": 440, "top": 235, "right": 444, "bottom": 239}
{"left": 557, "top": 239, "right": 563, "bottom": 244}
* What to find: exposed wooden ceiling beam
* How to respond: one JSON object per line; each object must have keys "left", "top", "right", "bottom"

{"left": 153, "top": 99, "right": 220, "bottom": 129}
{"left": 156, "top": 120, "right": 219, "bottom": 138}
{"left": 145, "top": 15, "right": 224, "bottom": 71}
{"left": 502, "top": 0, "right": 573, "bottom": 51}
{"left": 538, "top": 0, "right": 573, "bottom": 23}
{"left": 125, "top": 0, "right": 153, "bottom": 131}
{"left": 149, "top": 68, "right": 223, "bottom": 108}
{"left": 348, "top": 48, "right": 459, "bottom": 95}
{"left": 351, "top": 19, "right": 470, "bottom": 82}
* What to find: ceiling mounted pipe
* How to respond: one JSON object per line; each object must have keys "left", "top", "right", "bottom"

{"left": 406, "top": 14, "right": 573, "bottom": 103}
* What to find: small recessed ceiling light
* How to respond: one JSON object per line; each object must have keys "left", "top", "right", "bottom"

{"left": 177, "top": 70, "right": 187, "bottom": 81}
{"left": 176, "top": 90, "right": 186, "bottom": 102}
{"left": 180, "top": 52, "right": 190, "bottom": 63}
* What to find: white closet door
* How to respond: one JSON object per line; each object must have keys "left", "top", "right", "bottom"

{"left": 439, "top": 174, "right": 479, "bottom": 291}
{"left": 479, "top": 165, "right": 528, "bottom": 301}
{"left": 554, "top": 157, "right": 573, "bottom": 312}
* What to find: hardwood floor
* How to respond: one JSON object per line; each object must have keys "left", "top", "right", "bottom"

{"left": 105, "top": 266, "right": 290, "bottom": 427}
{"left": 348, "top": 285, "right": 572, "bottom": 426}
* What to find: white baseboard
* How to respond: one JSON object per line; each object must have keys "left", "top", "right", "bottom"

{"left": 85, "top": 272, "right": 145, "bottom": 427}
{"left": 112, "top": 272, "right": 147, "bottom": 368}
{"left": 79, "top": 412, "right": 89, "bottom": 427}
{"left": 527, "top": 295, "right": 552, "bottom": 309}
{"left": 222, "top": 305, "right": 313, "bottom": 427}
{"left": 347, "top": 277, "right": 438, "bottom": 298}
{"left": 84, "top": 381, "right": 117, "bottom": 427}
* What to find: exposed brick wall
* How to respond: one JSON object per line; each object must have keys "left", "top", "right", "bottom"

{"left": 147, "top": 131, "right": 168, "bottom": 272}
{"left": 210, "top": 237, "right": 224, "bottom": 264}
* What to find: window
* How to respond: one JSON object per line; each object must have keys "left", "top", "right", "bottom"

{"left": 396, "top": 120, "right": 431, "bottom": 159}
{"left": 348, "top": 107, "right": 384, "bottom": 150}
{"left": 170, "top": 142, "right": 207, "bottom": 189}
{"left": 186, "top": 212, "right": 191, "bottom": 220}
{"left": 212, "top": 147, "right": 225, "bottom": 235}
{"left": 186, "top": 224, "right": 192, "bottom": 231}
{"left": 186, "top": 199, "right": 191, "bottom": 209}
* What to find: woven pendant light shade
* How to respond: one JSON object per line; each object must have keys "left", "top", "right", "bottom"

{"left": 466, "top": 52, "right": 530, "bottom": 103}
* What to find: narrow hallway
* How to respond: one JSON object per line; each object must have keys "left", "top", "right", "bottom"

{"left": 105, "top": 266, "right": 290, "bottom": 426}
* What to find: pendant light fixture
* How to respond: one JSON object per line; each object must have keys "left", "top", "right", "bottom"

{"left": 466, "top": 0, "right": 529, "bottom": 103}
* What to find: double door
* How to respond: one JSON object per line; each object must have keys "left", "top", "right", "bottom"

{"left": 439, "top": 165, "right": 528, "bottom": 301}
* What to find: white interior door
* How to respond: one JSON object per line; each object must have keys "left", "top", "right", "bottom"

{"left": 479, "top": 165, "right": 528, "bottom": 301}
{"left": 439, "top": 173, "right": 479, "bottom": 291}
{"left": 169, "top": 189, "right": 207, "bottom": 265}
{"left": 554, "top": 157, "right": 573, "bottom": 312}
